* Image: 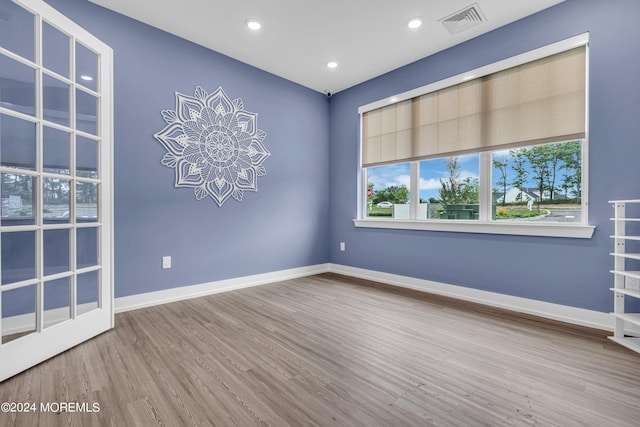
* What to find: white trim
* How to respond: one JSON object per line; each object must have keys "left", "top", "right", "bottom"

{"left": 100, "top": 34, "right": 115, "bottom": 329}
{"left": 479, "top": 152, "right": 492, "bottom": 222}
{"left": 6, "top": 262, "right": 633, "bottom": 345}
{"left": 582, "top": 41, "right": 590, "bottom": 225}
{"left": 329, "top": 263, "right": 640, "bottom": 335}
{"left": 353, "top": 218, "right": 595, "bottom": 239}
{"left": 609, "top": 199, "right": 640, "bottom": 204}
{"left": 409, "top": 163, "right": 419, "bottom": 219}
{"left": 358, "top": 33, "right": 589, "bottom": 114}
{"left": 357, "top": 112, "right": 365, "bottom": 220}
{"left": 114, "top": 264, "right": 330, "bottom": 313}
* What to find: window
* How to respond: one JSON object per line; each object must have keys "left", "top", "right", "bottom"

{"left": 365, "top": 163, "right": 411, "bottom": 219}
{"left": 420, "top": 154, "right": 480, "bottom": 220}
{"left": 492, "top": 141, "right": 583, "bottom": 223}
{"left": 356, "top": 34, "right": 594, "bottom": 238}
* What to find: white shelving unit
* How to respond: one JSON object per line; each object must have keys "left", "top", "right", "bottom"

{"left": 609, "top": 199, "right": 640, "bottom": 353}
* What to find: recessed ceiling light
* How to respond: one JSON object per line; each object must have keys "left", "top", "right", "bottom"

{"left": 80, "top": 75, "right": 93, "bottom": 81}
{"left": 326, "top": 61, "right": 338, "bottom": 69}
{"left": 407, "top": 17, "right": 423, "bottom": 29}
{"left": 246, "top": 19, "right": 261, "bottom": 31}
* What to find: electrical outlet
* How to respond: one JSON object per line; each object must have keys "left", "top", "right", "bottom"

{"left": 339, "top": 242, "right": 346, "bottom": 252}
{"left": 162, "top": 256, "right": 172, "bottom": 269}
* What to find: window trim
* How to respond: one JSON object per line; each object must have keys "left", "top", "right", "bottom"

{"left": 354, "top": 218, "right": 595, "bottom": 239}
{"left": 356, "top": 33, "right": 593, "bottom": 239}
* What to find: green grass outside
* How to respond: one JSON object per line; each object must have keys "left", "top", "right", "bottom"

{"left": 367, "top": 206, "right": 392, "bottom": 217}
{"left": 495, "top": 206, "right": 545, "bottom": 219}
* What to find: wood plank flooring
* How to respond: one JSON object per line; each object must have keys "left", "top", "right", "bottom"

{"left": 1, "top": 273, "right": 639, "bottom": 426}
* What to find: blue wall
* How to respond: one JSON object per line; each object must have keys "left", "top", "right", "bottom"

{"left": 328, "top": 0, "right": 640, "bottom": 313}
{"left": 7, "top": 0, "right": 638, "bottom": 316}
{"left": 43, "top": 0, "right": 331, "bottom": 299}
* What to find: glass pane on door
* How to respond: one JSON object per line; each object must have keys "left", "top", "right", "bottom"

{"left": 42, "top": 74, "right": 70, "bottom": 126}
{"left": 77, "top": 270, "right": 99, "bottom": 315}
{"left": 76, "top": 136, "right": 98, "bottom": 178}
{"left": 43, "top": 229, "right": 70, "bottom": 275}
{"left": 42, "top": 21, "right": 70, "bottom": 77}
{"left": 43, "top": 277, "right": 71, "bottom": 329}
{"left": 0, "top": 53, "right": 36, "bottom": 116}
{"left": 1, "top": 174, "right": 35, "bottom": 226}
{"left": 76, "top": 42, "right": 98, "bottom": 92}
{"left": 43, "top": 177, "right": 70, "bottom": 223}
{"left": 0, "top": 113, "right": 36, "bottom": 170}
{"left": 76, "top": 89, "right": 97, "bottom": 135}
{"left": 43, "top": 126, "right": 70, "bottom": 174}
{"left": 1, "top": 231, "right": 35, "bottom": 285}
{"left": 76, "top": 182, "right": 98, "bottom": 221}
{"left": 0, "top": 0, "right": 35, "bottom": 61}
{"left": 1, "top": 284, "right": 36, "bottom": 344}
{"left": 77, "top": 227, "right": 98, "bottom": 268}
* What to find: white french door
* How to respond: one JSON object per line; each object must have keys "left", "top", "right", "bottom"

{"left": 0, "top": 0, "right": 113, "bottom": 381}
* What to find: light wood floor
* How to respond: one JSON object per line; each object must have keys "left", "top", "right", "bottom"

{"left": 1, "top": 273, "right": 639, "bottom": 426}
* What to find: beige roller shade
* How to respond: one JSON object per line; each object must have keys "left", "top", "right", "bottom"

{"left": 362, "top": 100, "right": 413, "bottom": 166}
{"left": 362, "top": 46, "right": 586, "bottom": 167}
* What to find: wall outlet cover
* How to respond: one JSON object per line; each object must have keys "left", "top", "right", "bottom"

{"left": 162, "top": 256, "right": 172, "bottom": 269}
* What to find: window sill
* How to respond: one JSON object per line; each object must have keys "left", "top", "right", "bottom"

{"left": 353, "top": 219, "right": 595, "bottom": 239}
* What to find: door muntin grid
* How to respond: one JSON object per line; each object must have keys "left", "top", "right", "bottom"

{"left": 0, "top": 0, "right": 106, "bottom": 345}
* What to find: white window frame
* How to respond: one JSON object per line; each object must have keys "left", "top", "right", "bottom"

{"left": 354, "top": 33, "right": 594, "bottom": 239}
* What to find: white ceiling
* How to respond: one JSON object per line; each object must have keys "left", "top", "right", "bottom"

{"left": 88, "top": 0, "right": 565, "bottom": 94}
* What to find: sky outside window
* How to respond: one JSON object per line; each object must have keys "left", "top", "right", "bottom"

{"left": 419, "top": 154, "right": 479, "bottom": 202}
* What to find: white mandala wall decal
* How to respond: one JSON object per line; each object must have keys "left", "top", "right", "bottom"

{"left": 153, "top": 86, "right": 270, "bottom": 206}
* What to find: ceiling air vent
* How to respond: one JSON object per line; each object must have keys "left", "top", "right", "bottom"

{"left": 439, "top": 3, "right": 487, "bottom": 35}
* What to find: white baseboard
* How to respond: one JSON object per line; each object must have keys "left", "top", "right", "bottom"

{"left": 329, "top": 263, "right": 640, "bottom": 335}
{"left": 4, "top": 262, "right": 636, "bottom": 338}
{"left": 114, "top": 264, "right": 331, "bottom": 313}
{"left": 1, "top": 265, "right": 330, "bottom": 335}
